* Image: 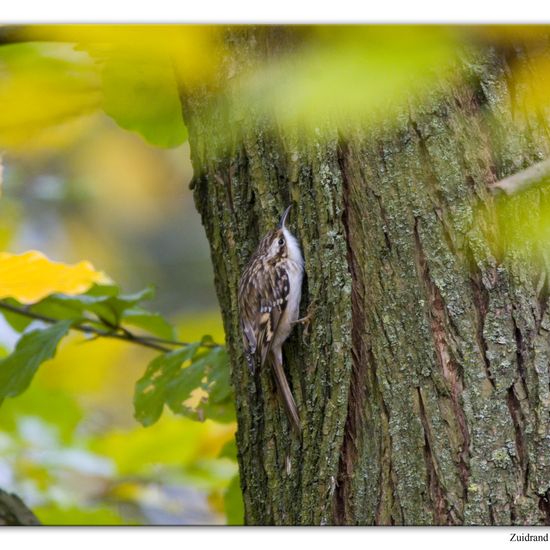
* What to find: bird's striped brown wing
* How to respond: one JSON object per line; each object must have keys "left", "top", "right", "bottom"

{"left": 257, "top": 263, "right": 289, "bottom": 366}
{"left": 238, "top": 259, "right": 290, "bottom": 370}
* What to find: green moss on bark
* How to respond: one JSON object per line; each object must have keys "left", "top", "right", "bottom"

{"left": 182, "top": 29, "right": 550, "bottom": 525}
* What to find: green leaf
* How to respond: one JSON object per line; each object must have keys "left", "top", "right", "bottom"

{"left": 218, "top": 438, "right": 238, "bottom": 461}
{"left": 200, "top": 398, "right": 236, "bottom": 424}
{"left": 134, "top": 343, "right": 199, "bottom": 427}
{"left": 134, "top": 343, "right": 234, "bottom": 427}
{"left": 199, "top": 348, "right": 235, "bottom": 423}
{"left": 101, "top": 286, "right": 156, "bottom": 326}
{"left": 0, "top": 298, "right": 34, "bottom": 332}
{"left": 32, "top": 285, "right": 156, "bottom": 328}
{"left": 101, "top": 50, "right": 188, "bottom": 148}
{"left": 33, "top": 293, "right": 115, "bottom": 325}
{"left": 223, "top": 474, "right": 244, "bottom": 525}
{"left": 122, "top": 307, "right": 176, "bottom": 340}
{"left": 167, "top": 347, "right": 234, "bottom": 422}
{"left": 207, "top": 348, "right": 232, "bottom": 403}
{"left": 166, "top": 355, "right": 209, "bottom": 416}
{"left": 85, "top": 283, "right": 119, "bottom": 298}
{"left": 0, "top": 321, "right": 72, "bottom": 405}
{"left": 118, "top": 286, "right": 156, "bottom": 303}
{"left": 32, "top": 295, "right": 95, "bottom": 321}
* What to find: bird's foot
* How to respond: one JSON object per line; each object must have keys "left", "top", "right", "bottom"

{"left": 291, "top": 300, "right": 317, "bottom": 341}
{"left": 292, "top": 314, "right": 313, "bottom": 325}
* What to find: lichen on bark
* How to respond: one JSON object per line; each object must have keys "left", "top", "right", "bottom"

{"left": 181, "top": 29, "right": 550, "bottom": 525}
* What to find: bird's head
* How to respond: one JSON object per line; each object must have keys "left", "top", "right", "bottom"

{"left": 258, "top": 205, "right": 293, "bottom": 263}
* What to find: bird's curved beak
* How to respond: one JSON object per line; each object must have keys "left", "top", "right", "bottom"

{"left": 278, "top": 205, "right": 292, "bottom": 229}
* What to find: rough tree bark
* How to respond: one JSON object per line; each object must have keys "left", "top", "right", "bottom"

{"left": 181, "top": 28, "right": 550, "bottom": 525}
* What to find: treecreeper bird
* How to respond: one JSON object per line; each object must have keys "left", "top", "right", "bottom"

{"left": 238, "top": 205, "right": 304, "bottom": 433}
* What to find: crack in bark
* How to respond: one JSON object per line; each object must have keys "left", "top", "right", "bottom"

{"left": 409, "top": 120, "right": 458, "bottom": 257}
{"left": 469, "top": 268, "right": 497, "bottom": 389}
{"left": 512, "top": 316, "right": 530, "bottom": 401}
{"left": 213, "top": 167, "right": 235, "bottom": 215}
{"left": 366, "top": 347, "right": 400, "bottom": 525}
{"left": 413, "top": 219, "right": 471, "bottom": 497}
{"left": 244, "top": 368, "right": 273, "bottom": 523}
{"left": 333, "top": 141, "right": 368, "bottom": 525}
{"left": 488, "top": 501, "right": 496, "bottom": 526}
{"left": 536, "top": 272, "right": 549, "bottom": 332}
{"left": 416, "top": 387, "right": 452, "bottom": 524}
{"left": 506, "top": 386, "right": 528, "bottom": 494}
{"left": 538, "top": 490, "right": 550, "bottom": 524}
{"left": 508, "top": 311, "right": 532, "bottom": 500}
{"left": 373, "top": 192, "right": 393, "bottom": 252}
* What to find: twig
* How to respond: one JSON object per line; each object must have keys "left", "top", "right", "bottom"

{"left": 134, "top": 334, "right": 212, "bottom": 347}
{"left": 0, "top": 301, "right": 170, "bottom": 352}
{"left": 489, "top": 158, "right": 550, "bottom": 195}
{"left": 0, "top": 301, "right": 221, "bottom": 353}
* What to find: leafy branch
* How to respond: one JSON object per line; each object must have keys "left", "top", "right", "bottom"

{"left": 0, "top": 300, "right": 222, "bottom": 352}
{"left": 0, "top": 282, "right": 232, "bottom": 426}
{"left": 0, "top": 300, "right": 183, "bottom": 353}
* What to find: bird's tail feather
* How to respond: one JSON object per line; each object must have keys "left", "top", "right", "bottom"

{"left": 271, "top": 353, "right": 301, "bottom": 434}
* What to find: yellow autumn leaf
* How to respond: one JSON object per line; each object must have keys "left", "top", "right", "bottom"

{"left": 0, "top": 250, "right": 109, "bottom": 304}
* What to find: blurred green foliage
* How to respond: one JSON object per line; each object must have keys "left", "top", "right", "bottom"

{"left": 0, "top": 371, "right": 239, "bottom": 524}
{"left": 0, "top": 42, "right": 100, "bottom": 151}
{"left": 239, "top": 26, "right": 461, "bottom": 135}
{"left": 474, "top": 179, "right": 550, "bottom": 270}
{"left": 100, "top": 49, "right": 188, "bottom": 148}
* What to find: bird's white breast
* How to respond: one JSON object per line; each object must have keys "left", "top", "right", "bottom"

{"left": 271, "top": 228, "right": 304, "bottom": 349}
{"left": 282, "top": 227, "right": 304, "bottom": 323}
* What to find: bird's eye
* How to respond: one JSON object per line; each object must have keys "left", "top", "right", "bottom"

{"left": 278, "top": 238, "right": 285, "bottom": 246}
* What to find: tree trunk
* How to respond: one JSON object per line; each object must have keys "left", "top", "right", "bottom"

{"left": 181, "top": 28, "right": 550, "bottom": 525}
{"left": 0, "top": 489, "right": 40, "bottom": 526}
